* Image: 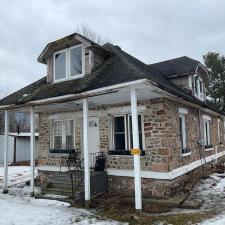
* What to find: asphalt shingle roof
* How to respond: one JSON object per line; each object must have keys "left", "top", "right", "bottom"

{"left": 149, "top": 56, "right": 201, "bottom": 78}
{"left": 0, "top": 44, "right": 223, "bottom": 115}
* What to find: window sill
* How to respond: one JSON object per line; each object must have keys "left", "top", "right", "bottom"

{"left": 49, "top": 149, "right": 76, "bottom": 154}
{"left": 108, "top": 150, "right": 145, "bottom": 156}
{"left": 205, "top": 147, "right": 214, "bottom": 151}
{"left": 181, "top": 152, "right": 191, "bottom": 157}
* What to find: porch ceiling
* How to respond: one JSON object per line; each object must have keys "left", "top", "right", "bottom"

{"left": 32, "top": 82, "right": 167, "bottom": 113}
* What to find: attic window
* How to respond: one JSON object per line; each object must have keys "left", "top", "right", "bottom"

{"left": 70, "top": 45, "right": 82, "bottom": 77}
{"left": 54, "top": 50, "right": 66, "bottom": 80}
{"left": 53, "top": 44, "right": 84, "bottom": 82}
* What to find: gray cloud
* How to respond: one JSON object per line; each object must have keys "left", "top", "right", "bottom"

{"left": 0, "top": 0, "right": 225, "bottom": 96}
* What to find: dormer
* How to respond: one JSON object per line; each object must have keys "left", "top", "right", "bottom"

{"left": 150, "top": 56, "right": 209, "bottom": 101}
{"left": 38, "top": 33, "right": 110, "bottom": 84}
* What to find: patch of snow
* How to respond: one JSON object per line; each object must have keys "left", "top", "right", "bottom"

{"left": 0, "top": 193, "right": 127, "bottom": 225}
{"left": 0, "top": 166, "right": 37, "bottom": 187}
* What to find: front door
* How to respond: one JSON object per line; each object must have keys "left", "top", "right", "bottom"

{"left": 88, "top": 116, "right": 100, "bottom": 155}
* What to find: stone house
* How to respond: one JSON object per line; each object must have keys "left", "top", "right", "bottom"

{"left": 0, "top": 33, "right": 224, "bottom": 210}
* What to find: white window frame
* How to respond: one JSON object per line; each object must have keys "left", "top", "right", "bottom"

{"left": 53, "top": 44, "right": 85, "bottom": 82}
{"left": 52, "top": 119, "right": 75, "bottom": 149}
{"left": 68, "top": 44, "right": 85, "bottom": 79}
{"left": 112, "top": 115, "right": 128, "bottom": 150}
{"left": 191, "top": 75, "right": 204, "bottom": 100}
{"left": 179, "top": 113, "right": 187, "bottom": 150}
{"left": 127, "top": 114, "right": 145, "bottom": 150}
{"left": 111, "top": 114, "right": 145, "bottom": 151}
{"left": 202, "top": 116, "right": 211, "bottom": 148}
{"left": 52, "top": 119, "right": 63, "bottom": 149}
{"left": 53, "top": 49, "right": 67, "bottom": 82}
{"left": 218, "top": 119, "right": 221, "bottom": 144}
{"left": 64, "top": 119, "right": 76, "bottom": 149}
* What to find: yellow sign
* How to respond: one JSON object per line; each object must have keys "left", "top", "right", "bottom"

{"left": 130, "top": 148, "right": 141, "bottom": 155}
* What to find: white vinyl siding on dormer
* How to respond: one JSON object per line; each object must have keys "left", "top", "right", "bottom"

{"left": 53, "top": 44, "right": 85, "bottom": 82}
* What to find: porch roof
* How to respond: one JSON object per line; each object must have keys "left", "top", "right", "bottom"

{"left": 0, "top": 43, "right": 224, "bottom": 116}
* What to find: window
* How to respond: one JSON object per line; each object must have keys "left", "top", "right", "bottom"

{"left": 194, "top": 76, "right": 199, "bottom": 95}
{"left": 53, "top": 120, "right": 63, "bottom": 149}
{"left": 218, "top": 119, "right": 221, "bottom": 144}
{"left": 179, "top": 114, "right": 187, "bottom": 151}
{"left": 203, "top": 119, "right": 211, "bottom": 147}
{"left": 114, "top": 116, "right": 126, "bottom": 150}
{"left": 52, "top": 119, "right": 75, "bottom": 149}
{"left": 54, "top": 51, "right": 66, "bottom": 80}
{"left": 65, "top": 120, "right": 75, "bottom": 149}
{"left": 191, "top": 75, "right": 204, "bottom": 100}
{"left": 54, "top": 44, "right": 84, "bottom": 82}
{"left": 70, "top": 46, "right": 82, "bottom": 77}
{"left": 112, "top": 114, "right": 143, "bottom": 151}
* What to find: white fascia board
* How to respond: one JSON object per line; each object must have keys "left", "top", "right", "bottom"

{"left": 107, "top": 150, "right": 225, "bottom": 180}
{"left": 0, "top": 79, "right": 149, "bottom": 110}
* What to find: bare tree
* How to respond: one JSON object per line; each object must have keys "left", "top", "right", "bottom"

{"left": 76, "top": 24, "right": 109, "bottom": 45}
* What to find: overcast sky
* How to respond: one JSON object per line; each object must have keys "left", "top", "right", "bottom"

{"left": 0, "top": 0, "right": 225, "bottom": 97}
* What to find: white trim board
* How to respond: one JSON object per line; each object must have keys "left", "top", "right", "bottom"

{"left": 107, "top": 150, "right": 225, "bottom": 180}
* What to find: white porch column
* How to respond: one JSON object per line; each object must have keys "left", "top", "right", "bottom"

{"left": 83, "top": 98, "right": 90, "bottom": 204}
{"left": 3, "top": 110, "right": 9, "bottom": 193}
{"left": 30, "top": 107, "right": 35, "bottom": 196}
{"left": 130, "top": 88, "right": 142, "bottom": 211}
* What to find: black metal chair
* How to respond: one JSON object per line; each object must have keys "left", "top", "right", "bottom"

{"left": 59, "top": 149, "right": 79, "bottom": 172}
{"left": 94, "top": 152, "right": 106, "bottom": 171}
{"left": 66, "top": 150, "right": 79, "bottom": 171}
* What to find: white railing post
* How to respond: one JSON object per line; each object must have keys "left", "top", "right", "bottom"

{"left": 30, "top": 107, "right": 35, "bottom": 196}
{"left": 3, "top": 110, "right": 9, "bottom": 193}
{"left": 83, "top": 98, "right": 90, "bottom": 205}
{"left": 130, "top": 88, "right": 142, "bottom": 211}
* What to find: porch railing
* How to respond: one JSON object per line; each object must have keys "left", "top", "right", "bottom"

{"left": 69, "top": 152, "right": 106, "bottom": 200}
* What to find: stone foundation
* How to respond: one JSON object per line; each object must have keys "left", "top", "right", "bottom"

{"left": 108, "top": 156, "right": 225, "bottom": 198}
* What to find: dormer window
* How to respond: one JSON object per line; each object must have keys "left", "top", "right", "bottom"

{"left": 53, "top": 44, "right": 84, "bottom": 82}
{"left": 54, "top": 50, "right": 66, "bottom": 80}
{"left": 191, "top": 75, "right": 204, "bottom": 101}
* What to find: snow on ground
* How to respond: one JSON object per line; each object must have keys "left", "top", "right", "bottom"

{"left": 0, "top": 166, "right": 34, "bottom": 187}
{"left": 188, "top": 173, "right": 225, "bottom": 224}
{"left": 0, "top": 193, "right": 127, "bottom": 225}
{"left": 0, "top": 166, "right": 126, "bottom": 225}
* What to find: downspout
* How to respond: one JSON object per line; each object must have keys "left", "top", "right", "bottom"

{"left": 198, "top": 109, "right": 206, "bottom": 169}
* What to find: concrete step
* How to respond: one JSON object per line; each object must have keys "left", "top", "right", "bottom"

{"left": 42, "top": 187, "right": 84, "bottom": 198}
{"left": 48, "top": 180, "right": 84, "bottom": 189}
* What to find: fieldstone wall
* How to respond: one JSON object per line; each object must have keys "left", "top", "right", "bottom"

{"left": 37, "top": 97, "right": 225, "bottom": 198}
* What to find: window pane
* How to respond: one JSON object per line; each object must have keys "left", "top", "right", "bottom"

{"left": 54, "top": 136, "right": 62, "bottom": 149}
{"left": 55, "top": 52, "right": 66, "bottom": 80}
{"left": 66, "top": 136, "right": 74, "bottom": 149}
{"left": 70, "top": 46, "right": 82, "bottom": 76}
{"left": 179, "top": 117, "right": 183, "bottom": 149}
{"left": 114, "top": 117, "right": 125, "bottom": 132}
{"left": 65, "top": 120, "right": 74, "bottom": 136}
{"left": 53, "top": 121, "right": 62, "bottom": 135}
{"left": 195, "top": 77, "right": 198, "bottom": 93}
{"left": 115, "top": 134, "right": 125, "bottom": 150}
{"left": 199, "top": 80, "right": 203, "bottom": 93}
